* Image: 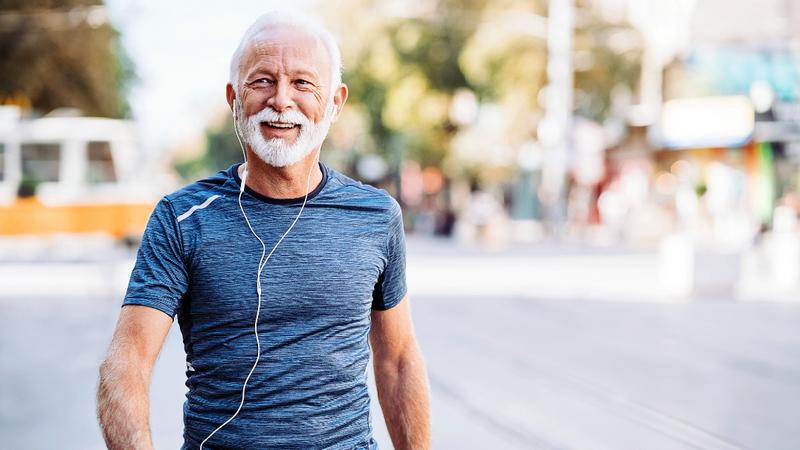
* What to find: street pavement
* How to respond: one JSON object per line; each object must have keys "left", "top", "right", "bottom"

{"left": 0, "top": 237, "right": 798, "bottom": 449}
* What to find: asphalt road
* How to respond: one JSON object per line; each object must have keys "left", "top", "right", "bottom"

{"left": 1, "top": 239, "right": 799, "bottom": 449}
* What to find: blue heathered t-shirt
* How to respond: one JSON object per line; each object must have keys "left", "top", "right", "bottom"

{"left": 123, "top": 162, "right": 407, "bottom": 449}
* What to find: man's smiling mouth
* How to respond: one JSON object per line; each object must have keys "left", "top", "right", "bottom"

{"left": 262, "top": 122, "right": 299, "bottom": 129}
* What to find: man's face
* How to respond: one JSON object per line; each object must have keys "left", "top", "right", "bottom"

{"left": 234, "top": 27, "right": 338, "bottom": 167}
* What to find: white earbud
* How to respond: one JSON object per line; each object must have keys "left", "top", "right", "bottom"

{"left": 231, "top": 97, "right": 247, "bottom": 194}
{"left": 329, "top": 102, "right": 339, "bottom": 122}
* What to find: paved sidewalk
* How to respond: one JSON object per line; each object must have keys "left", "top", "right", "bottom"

{"left": 2, "top": 236, "right": 797, "bottom": 303}
{"left": 1, "top": 237, "right": 798, "bottom": 449}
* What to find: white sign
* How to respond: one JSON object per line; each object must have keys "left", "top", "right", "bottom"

{"left": 656, "top": 96, "right": 754, "bottom": 149}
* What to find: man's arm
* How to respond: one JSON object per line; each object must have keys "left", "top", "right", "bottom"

{"left": 370, "top": 296, "right": 430, "bottom": 450}
{"left": 97, "top": 305, "right": 173, "bottom": 450}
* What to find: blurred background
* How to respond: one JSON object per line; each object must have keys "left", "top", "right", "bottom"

{"left": 1, "top": 0, "right": 799, "bottom": 449}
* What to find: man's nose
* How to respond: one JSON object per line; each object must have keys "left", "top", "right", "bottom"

{"left": 267, "top": 81, "right": 293, "bottom": 112}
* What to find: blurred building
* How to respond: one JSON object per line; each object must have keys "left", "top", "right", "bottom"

{"left": 584, "top": 0, "right": 800, "bottom": 249}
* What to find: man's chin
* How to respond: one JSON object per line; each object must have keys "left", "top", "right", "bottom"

{"left": 260, "top": 134, "right": 296, "bottom": 147}
{"left": 260, "top": 126, "right": 300, "bottom": 145}
{"left": 252, "top": 145, "right": 313, "bottom": 168}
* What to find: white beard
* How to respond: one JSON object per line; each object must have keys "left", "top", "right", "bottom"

{"left": 237, "top": 100, "right": 335, "bottom": 168}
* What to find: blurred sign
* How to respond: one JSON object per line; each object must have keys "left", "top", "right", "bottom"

{"left": 655, "top": 96, "right": 754, "bottom": 149}
{"left": 684, "top": 48, "right": 799, "bottom": 101}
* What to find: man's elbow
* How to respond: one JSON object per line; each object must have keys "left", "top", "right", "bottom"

{"left": 97, "top": 354, "right": 124, "bottom": 408}
{"left": 96, "top": 353, "right": 148, "bottom": 427}
{"left": 97, "top": 355, "right": 120, "bottom": 430}
{"left": 375, "top": 343, "right": 426, "bottom": 379}
{"left": 98, "top": 354, "right": 115, "bottom": 381}
{"left": 98, "top": 355, "right": 113, "bottom": 392}
{"left": 97, "top": 351, "right": 145, "bottom": 405}
{"left": 98, "top": 351, "right": 127, "bottom": 386}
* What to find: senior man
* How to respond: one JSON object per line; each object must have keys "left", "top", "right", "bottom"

{"left": 97, "top": 12, "right": 430, "bottom": 450}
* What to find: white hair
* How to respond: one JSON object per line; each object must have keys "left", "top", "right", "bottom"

{"left": 229, "top": 11, "right": 343, "bottom": 96}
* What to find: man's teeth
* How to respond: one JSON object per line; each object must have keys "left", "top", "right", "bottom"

{"left": 265, "top": 122, "right": 296, "bottom": 129}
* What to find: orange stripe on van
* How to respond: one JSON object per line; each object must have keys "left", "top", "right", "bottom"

{"left": 0, "top": 198, "right": 155, "bottom": 238}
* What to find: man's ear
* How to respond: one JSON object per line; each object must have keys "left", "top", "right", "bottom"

{"left": 226, "top": 83, "right": 236, "bottom": 113}
{"left": 331, "top": 83, "right": 348, "bottom": 122}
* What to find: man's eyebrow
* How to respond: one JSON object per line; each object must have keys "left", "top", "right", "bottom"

{"left": 289, "top": 68, "right": 320, "bottom": 80}
{"left": 243, "top": 68, "right": 273, "bottom": 80}
{"left": 244, "top": 67, "right": 320, "bottom": 81}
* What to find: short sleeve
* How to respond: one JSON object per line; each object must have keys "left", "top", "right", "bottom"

{"left": 123, "top": 197, "right": 189, "bottom": 318}
{"left": 371, "top": 201, "right": 407, "bottom": 310}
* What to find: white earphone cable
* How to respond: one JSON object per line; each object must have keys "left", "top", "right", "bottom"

{"left": 199, "top": 101, "right": 319, "bottom": 449}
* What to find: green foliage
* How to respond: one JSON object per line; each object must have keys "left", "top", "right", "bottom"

{"left": 389, "top": 18, "right": 471, "bottom": 92}
{"left": 573, "top": 18, "right": 642, "bottom": 121}
{"left": 0, "top": 0, "right": 134, "bottom": 118}
{"left": 182, "top": 0, "right": 643, "bottom": 181}
{"left": 339, "top": 2, "right": 487, "bottom": 170}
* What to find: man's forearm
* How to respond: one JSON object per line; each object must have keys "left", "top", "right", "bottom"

{"left": 97, "top": 357, "right": 154, "bottom": 450}
{"left": 374, "top": 345, "right": 431, "bottom": 450}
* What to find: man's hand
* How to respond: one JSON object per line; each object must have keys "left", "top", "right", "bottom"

{"left": 97, "top": 305, "right": 172, "bottom": 450}
{"left": 370, "top": 296, "right": 431, "bottom": 450}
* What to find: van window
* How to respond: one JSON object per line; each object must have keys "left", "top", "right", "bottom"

{"left": 21, "top": 143, "right": 61, "bottom": 182}
{"left": 87, "top": 141, "right": 117, "bottom": 183}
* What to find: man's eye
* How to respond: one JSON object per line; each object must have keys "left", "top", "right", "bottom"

{"left": 251, "top": 79, "right": 272, "bottom": 87}
{"left": 295, "top": 79, "right": 310, "bottom": 86}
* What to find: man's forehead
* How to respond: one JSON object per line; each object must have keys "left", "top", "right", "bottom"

{"left": 241, "top": 26, "right": 330, "bottom": 73}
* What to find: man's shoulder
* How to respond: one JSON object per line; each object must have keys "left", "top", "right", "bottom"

{"left": 324, "top": 166, "right": 401, "bottom": 217}
{"left": 162, "top": 165, "right": 236, "bottom": 212}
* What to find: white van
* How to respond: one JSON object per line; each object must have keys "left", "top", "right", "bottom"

{"left": 0, "top": 106, "right": 162, "bottom": 239}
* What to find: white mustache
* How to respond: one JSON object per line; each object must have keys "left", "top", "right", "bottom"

{"left": 249, "top": 107, "right": 310, "bottom": 127}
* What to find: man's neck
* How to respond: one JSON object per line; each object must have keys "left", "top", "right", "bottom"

{"left": 239, "top": 148, "right": 323, "bottom": 200}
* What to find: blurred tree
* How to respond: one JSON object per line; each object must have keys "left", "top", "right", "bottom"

{"left": 571, "top": 3, "right": 642, "bottom": 122}
{"left": 335, "top": 0, "right": 491, "bottom": 169}
{"left": 179, "top": 0, "right": 642, "bottom": 186}
{"left": 302, "top": 0, "right": 478, "bottom": 193}
{"left": 456, "top": 0, "right": 549, "bottom": 181}
{"left": 0, "top": 0, "right": 134, "bottom": 118}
